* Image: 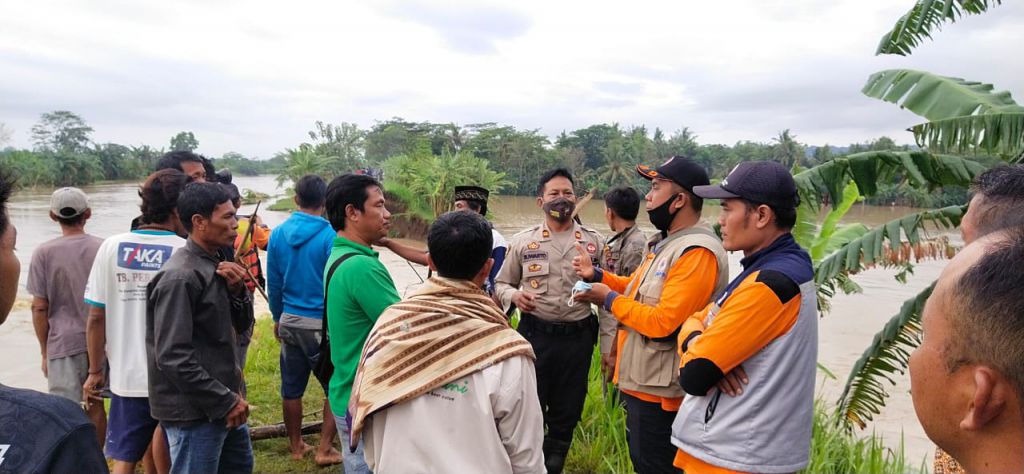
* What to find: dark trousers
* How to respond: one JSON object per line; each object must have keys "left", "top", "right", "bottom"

{"left": 623, "top": 392, "right": 682, "bottom": 474}
{"left": 518, "top": 313, "right": 597, "bottom": 442}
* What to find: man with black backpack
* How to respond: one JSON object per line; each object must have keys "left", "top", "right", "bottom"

{"left": 322, "top": 173, "right": 401, "bottom": 474}
{"left": 266, "top": 174, "right": 342, "bottom": 466}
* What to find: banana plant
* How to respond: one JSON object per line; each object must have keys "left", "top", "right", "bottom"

{"left": 832, "top": 0, "right": 1023, "bottom": 432}
{"left": 876, "top": 0, "right": 1003, "bottom": 56}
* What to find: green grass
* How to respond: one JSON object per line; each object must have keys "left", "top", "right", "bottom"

{"left": 247, "top": 317, "right": 336, "bottom": 473}
{"left": 244, "top": 315, "right": 927, "bottom": 473}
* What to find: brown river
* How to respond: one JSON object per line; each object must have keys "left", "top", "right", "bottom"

{"left": 0, "top": 175, "right": 951, "bottom": 464}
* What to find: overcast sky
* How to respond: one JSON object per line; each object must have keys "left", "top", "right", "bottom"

{"left": 1, "top": 0, "right": 1022, "bottom": 158}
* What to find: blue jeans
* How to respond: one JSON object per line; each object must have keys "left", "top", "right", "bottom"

{"left": 336, "top": 413, "right": 371, "bottom": 474}
{"left": 163, "top": 421, "right": 254, "bottom": 474}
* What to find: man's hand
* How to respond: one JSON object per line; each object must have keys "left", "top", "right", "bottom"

{"left": 572, "top": 244, "right": 595, "bottom": 281}
{"left": 82, "top": 371, "right": 106, "bottom": 409}
{"left": 601, "top": 352, "right": 616, "bottom": 382}
{"left": 216, "top": 262, "right": 248, "bottom": 295}
{"left": 373, "top": 237, "right": 391, "bottom": 248}
{"left": 512, "top": 291, "right": 537, "bottom": 313}
{"left": 717, "top": 365, "right": 748, "bottom": 397}
{"left": 573, "top": 283, "right": 612, "bottom": 305}
{"left": 225, "top": 396, "right": 250, "bottom": 429}
{"left": 273, "top": 322, "right": 281, "bottom": 341}
{"left": 41, "top": 355, "right": 48, "bottom": 377}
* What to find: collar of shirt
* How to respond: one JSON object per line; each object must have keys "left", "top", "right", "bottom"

{"left": 739, "top": 233, "right": 798, "bottom": 269}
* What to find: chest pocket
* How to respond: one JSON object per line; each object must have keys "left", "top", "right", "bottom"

{"left": 522, "top": 260, "right": 550, "bottom": 294}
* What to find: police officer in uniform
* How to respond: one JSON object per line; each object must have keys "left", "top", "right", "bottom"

{"left": 495, "top": 168, "right": 603, "bottom": 474}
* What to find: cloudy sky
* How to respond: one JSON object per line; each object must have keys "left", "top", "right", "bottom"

{"left": 1, "top": 0, "right": 1022, "bottom": 158}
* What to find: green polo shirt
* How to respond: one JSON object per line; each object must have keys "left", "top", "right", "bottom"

{"left": 325, "top": 237, "right": 400, "bottom": 414}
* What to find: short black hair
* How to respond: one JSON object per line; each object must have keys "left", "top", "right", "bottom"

{"left": 946, "top": 226, "right": 1024, "bottom": 396}
{"left": 325, "top": 174, "right": 381, "bottom": 231}
{"left": 969, "top": 165, "right": 1024, "bottom": 238}
{"left": 220, "top": 183, "right": 241, "bottom": 208}
{"left": 0, "top": 168, "right": 14, "bottom": 237}
{"left": 742, "top": 199, "right": 797, "bottom": 231}
{"left": 537, "top": 168, "right": 575, "bottom": 196}
{"left": 139, "top": 169, "right": 189, "bottom": 226}
{"left": 177, "top": 182, "right": 231, "bottom": 233}
{"left": 456, "top": 199, "right": 485, "bottom": 216}
{"left": 156, "top": 151, "right": 206, "bottom": 174}
{"left": 604, "top": 186, "right": 641, "bottom": 221}
{"left": 428, "top": 211, "right": 493, "bottom": 280}
{"left": 295, "top": 174, "right": 328, "bottom": 209}
{"left": 55, "top": 212, "right": 86, "bottom": 227}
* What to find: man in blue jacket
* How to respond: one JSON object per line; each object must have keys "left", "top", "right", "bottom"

{"left": 266, "top": 174, "right": 342, "bottom": 466}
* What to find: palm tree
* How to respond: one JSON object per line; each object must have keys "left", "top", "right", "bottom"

{"left": 820, "top": 0, "right": 1022, "bottom": 431}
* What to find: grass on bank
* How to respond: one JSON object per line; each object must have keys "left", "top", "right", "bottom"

{"left": 244, "top": 316, "right": 927, "bottom": 473}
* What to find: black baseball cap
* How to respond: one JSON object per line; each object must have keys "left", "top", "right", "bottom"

{"left": 693, "top": 161, "right": 800, "bottom": 209}
{"left": 636, "top": 156, "right": 710, "bottom": 192}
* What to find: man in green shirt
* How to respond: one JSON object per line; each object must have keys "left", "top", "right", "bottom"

{"left": 323, "top": 173, "right": 400, "bottom": 474}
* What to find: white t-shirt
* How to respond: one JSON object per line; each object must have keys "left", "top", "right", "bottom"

{"left": 492, "top": 228, "right": 507, "bottom": 251}
{"left": 364, "top": 355, "right": 545, "bottom": 474}
{"left": 84, "top": 230, "right": 186, "bottom": 397}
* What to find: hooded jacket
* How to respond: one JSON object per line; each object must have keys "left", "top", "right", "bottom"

{"left": 266, "top": 211, "right": 336, "bottom": 321}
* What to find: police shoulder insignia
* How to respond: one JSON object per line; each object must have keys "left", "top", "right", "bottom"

{"left": 575, "top": 230, "right": 583, "bottom": 240}
{"left": 542, "top": 229, "right": 551, "bottom": 238}
{"left": 586, "top": 242, "right": 597, "bottom": 254}
{"left": 527, "top": 241, "right": 540, "bottom": 250}
{"left": 528, "top": 263, "right": 542, "bottom": 272}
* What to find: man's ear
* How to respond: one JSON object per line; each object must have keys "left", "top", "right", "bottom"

{"left": 673, "top": 193, "right": 687, "bottom": 211}
{"left": 426, "top": 253, "right": 438, "bottom": 273}
{"left": 754, "top": 204, "right": 773, "bottom": 229}
{"left": 191, "top": 214, "right": 205, "bottom": 232}
{"left": 537, "top": 196, "right": 544, "bottom": 209}
{"left": 961, "top": 366, "right": 1009, "bottom": 431}
{"left": 345, "top": 203, "right": 358, "bottom": 222}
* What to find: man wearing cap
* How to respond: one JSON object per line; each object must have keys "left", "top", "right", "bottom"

{"left": 379, "top": 185, "right": 509, "bottom": 295}
{"left": 452, "top": 185, "right": 508, "bottom": 293}
{"left": 495, "top": 168, "right": 604, "bottom": 474}
{"left": 572, "top": 157, "right": 728, "bottom": 474}
{"left": 671, "top": 161, "right": 816, "bottom": 473}
{"left": 28, "top": 187, "right": 107, "bottom": 444}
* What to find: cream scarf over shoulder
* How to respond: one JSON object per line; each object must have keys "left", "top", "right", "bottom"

{"left": 347, "top": 276, "right": 535, "bottom": 448}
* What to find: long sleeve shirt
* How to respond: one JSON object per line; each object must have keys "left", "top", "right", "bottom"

{"left": 146, "top": 239, "right": 248, "bottom": 422}
{"left": 363, "top": 355, "right": 545, "bottom": 474}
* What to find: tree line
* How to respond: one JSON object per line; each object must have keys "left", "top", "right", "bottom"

{"left": 0, "top": 111, "right": 279, "bottom": 188}
{"left": 1, "top": 111, "right": 994, "bottom": 209}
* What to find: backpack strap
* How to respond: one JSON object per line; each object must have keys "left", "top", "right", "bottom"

{"left": 321, "top": 253, "right": 357, "bottom": 334}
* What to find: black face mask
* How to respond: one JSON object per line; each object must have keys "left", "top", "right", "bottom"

{"left": 647, "top": 194, "right": 680, "bottom": 233}
{"left": 543, "top": 198, "right": 575, "bottom": 223}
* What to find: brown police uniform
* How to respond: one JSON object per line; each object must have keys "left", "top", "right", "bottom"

{"left": 494, "top": 220, "right": 603, "bottom": 469}
{"left": 597, "top": 225, "right": 648, "bottom": 354}
{"left": 496, "top": 221, "right": 603, "bottom": 322}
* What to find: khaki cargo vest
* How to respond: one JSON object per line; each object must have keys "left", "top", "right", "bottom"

{"left": 616, "top": 224, "right": 728, "bottom": 399}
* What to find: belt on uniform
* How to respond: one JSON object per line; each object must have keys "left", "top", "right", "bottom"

{"left": 520, "top": 312, "right": 595, "bottom": 336}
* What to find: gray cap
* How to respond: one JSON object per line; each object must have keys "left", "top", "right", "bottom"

{"left": 50, "top": 187, "right": 89, "bottom": 218}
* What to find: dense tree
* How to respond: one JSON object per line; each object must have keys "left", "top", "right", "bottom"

{"left": 169, "top": 131, "right": 199, "bottom": 152}
{"left": 772, "top": 129, "right": 805, "bottom": 170}
{"left": 31, "top": 110, "right": 93, "bottom": 152}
